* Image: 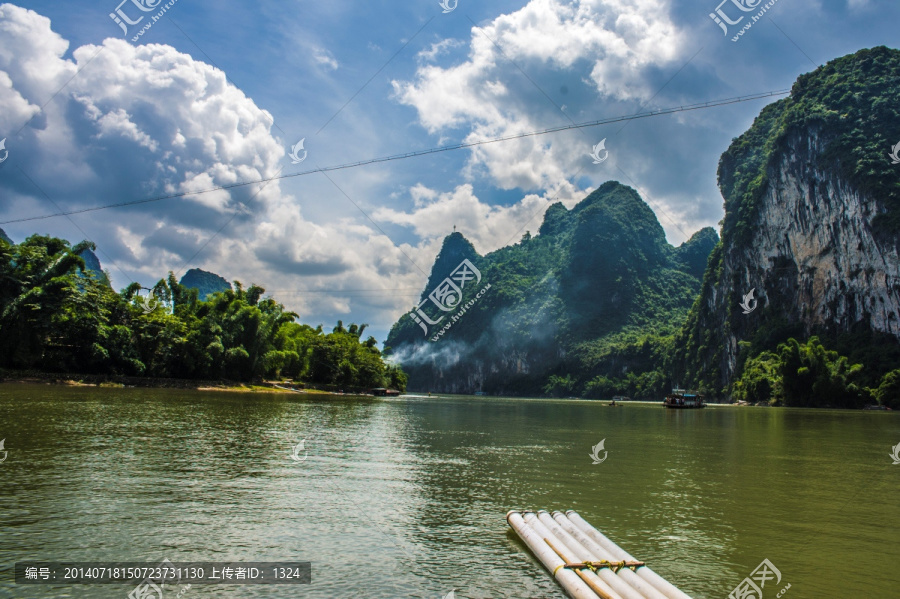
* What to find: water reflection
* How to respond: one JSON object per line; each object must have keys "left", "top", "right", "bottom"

{"left": 0, "top": 388, "right": 897, "bottom": 598}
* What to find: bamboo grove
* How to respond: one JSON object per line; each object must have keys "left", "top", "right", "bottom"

{"left": 0, "top": 234, "right": 407, "bottom": 390}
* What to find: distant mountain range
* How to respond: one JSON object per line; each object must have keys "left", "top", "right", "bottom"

{"left": 0, "top": 228, "right": 231, "bottom": 300}
{"left": 387, "top": 46, "right": 900, "bottom": 400}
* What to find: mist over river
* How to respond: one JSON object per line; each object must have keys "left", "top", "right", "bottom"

{"left": 0, "top": 385, "right": 897, "bottom": 598}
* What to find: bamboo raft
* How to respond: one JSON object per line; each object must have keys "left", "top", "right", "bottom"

{"left": 506, "top": 510, "right": 693, "bottom": 599}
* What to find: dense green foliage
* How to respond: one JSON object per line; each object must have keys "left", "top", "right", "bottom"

{"left": 875, "top": 370, "right": 900, "bottom": 410}
{"left": 0, "top": 234, "right": 405, "bottom": 390}
{"left": 386, "top": 181, "right": 718, "bottom": 398}
{"left": 734, "top": 337, "right": 873, "bottom": 408}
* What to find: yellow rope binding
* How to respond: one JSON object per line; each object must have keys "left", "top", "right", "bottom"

{"left": 557, "top": 559, "right": 645, "bottom": 573}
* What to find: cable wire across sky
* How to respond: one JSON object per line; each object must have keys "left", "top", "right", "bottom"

{"left": 0, "top": 88, "right": 791, "bottom": 226}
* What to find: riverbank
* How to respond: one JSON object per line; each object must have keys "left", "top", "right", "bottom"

{"left": 0, "top": 370, "right": 371, "bottom": 396}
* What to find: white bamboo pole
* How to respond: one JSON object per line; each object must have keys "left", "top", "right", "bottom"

{"left": 566, "top": 511, "right": 694, "bottom": 599}
{"left": 506, "top": 511, "right": 600, "bottom": 599}
{"left": 550, "top": 511, "right": 672, "bottom": 599}
{"left": 535, "top": 511, "right": 647, "bottom": 599}
{"left": 521, "top": 511, "right": 625, "bottom": 599}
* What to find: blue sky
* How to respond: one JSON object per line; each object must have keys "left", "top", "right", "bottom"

{"left": 0, "top": 0, "right": 898, "bottom": 343}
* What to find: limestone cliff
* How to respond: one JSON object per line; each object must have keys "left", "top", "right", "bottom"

{"left": 674, "top": 46, "right": 900, "bottom": 393}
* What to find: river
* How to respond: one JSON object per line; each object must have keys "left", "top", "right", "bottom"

{"left": 0, "top": 385, "right": 897, "bottom": 598}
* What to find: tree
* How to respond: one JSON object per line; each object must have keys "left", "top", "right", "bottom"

{"left": 875, "top": 370, "right": 900, "bottom": 409}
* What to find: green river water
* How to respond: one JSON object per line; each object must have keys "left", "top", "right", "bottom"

{"left": 0, "top": 385, "right": 897, "bottom": 598}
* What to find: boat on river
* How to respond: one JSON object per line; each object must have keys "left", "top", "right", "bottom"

{"left": 663, "top": 388, "right": 705, "bottom": 409}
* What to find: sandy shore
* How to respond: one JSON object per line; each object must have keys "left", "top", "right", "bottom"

{"left": 0, "top": 372, "right": 371, "bottom": 396}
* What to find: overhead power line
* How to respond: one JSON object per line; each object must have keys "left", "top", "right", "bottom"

{"left": 0, "top": 88, "right": 791, "bottom": 225}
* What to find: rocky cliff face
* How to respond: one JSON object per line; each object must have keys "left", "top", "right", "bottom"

{"left": 675, "top": 46, "right": 900, "bottom": 392}
{"left": 692, "top": 128, "right": 900, "bottom": 388}
{"left": 749, "top": 127, "right": 900, "bottom": 335}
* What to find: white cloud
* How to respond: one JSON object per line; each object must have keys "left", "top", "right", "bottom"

{"left": 392, "top": 0, "right": 687, "bottom": 192}
{"left": 417, "top": 38, "right": 464, "bottom": 63}
{"left": 0, "top": 0, "right": 710, "bottom": 340}
{"left": 313, "top": 48, "right": 339, "bottom": 71}
{"left": 374, "top": 182, "right": 584, "bottom": 255}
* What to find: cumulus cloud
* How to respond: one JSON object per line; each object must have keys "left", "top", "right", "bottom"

{"left": 0, "top": 3, "right": 425, "bottom": 329}
{"left": 392, "top": 0, "right": 687, "bottom": 192}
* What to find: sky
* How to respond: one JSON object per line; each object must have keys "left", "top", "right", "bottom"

{"left": 0, "top": 0, "right": 898, "bottom": 344}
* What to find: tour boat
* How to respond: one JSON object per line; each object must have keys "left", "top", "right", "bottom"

{"left": 663, "top": 388, "right": 705, "bottom": 409}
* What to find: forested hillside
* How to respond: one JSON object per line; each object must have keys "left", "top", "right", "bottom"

{"left": 0, "top": 234, "right": 406, "bottom": 390}
{"left": 385, "top": 181, "right": 717, "bottom": 398}
{"left": 387, "top": 47, "right": 900, "bottom": 409}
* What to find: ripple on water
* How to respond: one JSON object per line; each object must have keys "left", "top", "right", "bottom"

{"left": 0, "top": 389, "right": 897, "bottom": 598}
